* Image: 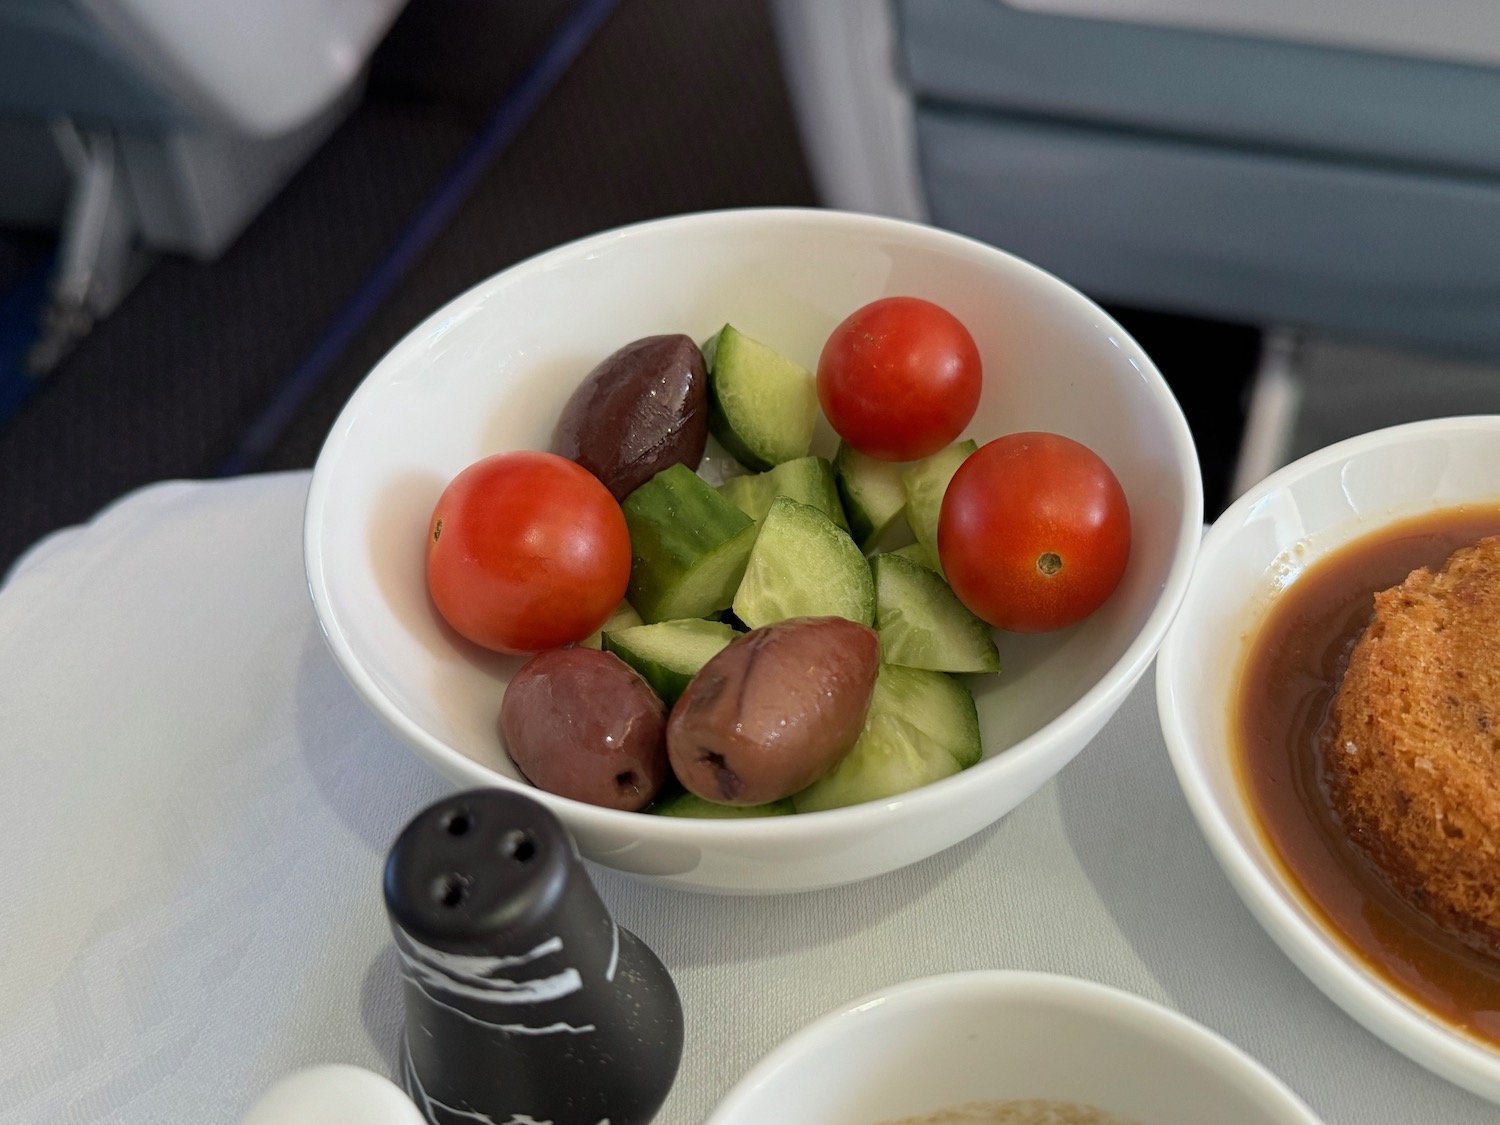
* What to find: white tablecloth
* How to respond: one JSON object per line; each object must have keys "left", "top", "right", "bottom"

{"left": 0, "top": 471, "right": 1493, "bottom": 1124}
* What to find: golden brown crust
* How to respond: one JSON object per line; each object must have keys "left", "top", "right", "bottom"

{"left": 1326, "top": 535, "right": 1500, "bottom": 956}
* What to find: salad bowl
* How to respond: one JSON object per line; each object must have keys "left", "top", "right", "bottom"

{"left": 304, "top": 207, "right": 1202, "bottom": 892}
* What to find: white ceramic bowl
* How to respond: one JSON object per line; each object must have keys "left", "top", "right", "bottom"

{"left": 239, "top": 1066, "right": 424, "bottom": 1125}
{"left": 1156, "top": 415, "right": 1500, "bottom": 1102}
{"left": 706, "top": 971, "right": 1321, "bottom": 1125}
{"left": 304, "top": 207, "right": 1202, "bottom": 893}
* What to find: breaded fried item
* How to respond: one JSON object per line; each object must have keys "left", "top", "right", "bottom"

{"left": 1326, "top": 535, "right": 1500, "bottom": 956}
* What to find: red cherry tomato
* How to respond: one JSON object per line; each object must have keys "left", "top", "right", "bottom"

{"left": 817, "top": 296, "right": 982, "bottom": 461}
{"left": 426, "top": 451, "right": 631, "bottom": 653}
{"left": 937, "top": 433, "right": 1131, "bottom": 633}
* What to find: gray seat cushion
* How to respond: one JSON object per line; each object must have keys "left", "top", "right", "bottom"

{"left": 916, "top": 107, "right": 1500, "bottom": 355}
{"left": 898, "top": 0, "right": 1500, "bottom": 177}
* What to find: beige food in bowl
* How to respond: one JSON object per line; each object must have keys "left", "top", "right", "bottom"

{"left": 1324, "top": 535, "right": 1500, "bottom": 958}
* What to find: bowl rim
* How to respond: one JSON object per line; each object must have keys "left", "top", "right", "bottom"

{"left": 1156, "top": 413, "right": 1500, "bottom": 1101}
{"left": 703, "top": 969, "right": 1322, "bottom": 1124}
{"left": 303, "top": 205, "right": 1204, "bottom": 846}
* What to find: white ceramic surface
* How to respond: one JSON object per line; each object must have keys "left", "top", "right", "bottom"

{"left": 304, "top": 207, "right": 1202, "bottom": 893}
{"left": 239, "top": 1065, "right": 425, "bottom": 1125}
{"left": 1156, "top": 415, "right": 1500, "bottom": 1103}
{"left": 705, "top": 971, "right": 1322, "bottom": 1125}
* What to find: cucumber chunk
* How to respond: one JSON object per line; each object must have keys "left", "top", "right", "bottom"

{"left": 901, "top": 439, "right": 978, "bottom": 570}
{"left": 603, "top": 617, "right": 738, "bottom": 706}
{"left": 718, "top": 455, "right": 849, "bottom": 531}
{"left": 792, "top": 663, "right": 981, "bottom": 812}
{"left": 705, "top": 325, "right": 817, "bottom": 471}
{"left": 622, "top": 464, "right": 758, "bottom": 623}
{"left": 649, "top": 790, "right": 795, "bottom": 818}
{"left": 899, "top": 664, "right": 983, "bottom": 770}
{"left": 889, "top": 541, "right": 937, "bottom": 571}
{"left": 833, "top": 440, "right": 912, "bottom": 552}
{"left": 579, "top": 599, "right": 645, "bottom": 650}
{"left": 872, "top": 553, "right": 1000, "bottom": 674}
{"left": 732, "top": 495, "right": 875, "bottom": 629}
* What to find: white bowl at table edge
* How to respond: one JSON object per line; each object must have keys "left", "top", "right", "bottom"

{"left": 1156, "top": 415, "right": 1500, "bottom": 1102}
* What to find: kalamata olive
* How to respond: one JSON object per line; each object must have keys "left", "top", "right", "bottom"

{"left": 666, "top": 616, "right": 880, "bottom": 805}
{"left": 552, "top": 334, "right": 708, "bottom": 501}
{"left": 500, "top": 648, "right": 669, "bottom": 811}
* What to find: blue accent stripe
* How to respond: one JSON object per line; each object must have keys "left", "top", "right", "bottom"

{"left": 217, "top": 0, "right": 621, "bottom": 477}
{"left": 0, "top": 254, "right": 56, "bottom": 433}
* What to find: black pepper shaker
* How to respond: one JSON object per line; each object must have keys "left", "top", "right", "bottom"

{"left": 383, "top": 788, "right": 683, "bottom": 1125}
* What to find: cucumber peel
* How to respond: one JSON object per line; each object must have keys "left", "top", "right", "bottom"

{"left": 622, "top": 464, "right": 758, "bottom": 623}
{"left": 873, "top": 553, "right": 1000, "bottom": 674}
{"left": 649, "top": 790, "right": 795, "bottom": 818}
{"left": 579, "top": 599, "right": 645, "bottom": 650}
{"left": 603, "top": 617, "right": 738, "bottom": 706}
{"left": 792, "top": 663, "right": 980, "bottom": 812}
{"left": 717, "top": 455, "right": 849, "bottom": 531}
{"left": 833, "top": 440, "right": 912, "bottom": 552}
{"left": 901, "top": 439, "right": 978, "bottom": 572}
{"left": 705, "top": 325, "right": 818, "bottom": 471}
{"left": 889, "top": 541, "right": 937, "bottom": 571}
{"left": 732, "top": 495, "right": 875, "bottom": 629}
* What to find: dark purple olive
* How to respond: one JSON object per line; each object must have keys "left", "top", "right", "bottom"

{"left": 501, "top": 648, "right": 669, "bottom": 811}
{"left": 552, "top": 334, "right": 708, "bottom": 501}
{"left": 667, "top": 616, "right": 880, "bottom": 806}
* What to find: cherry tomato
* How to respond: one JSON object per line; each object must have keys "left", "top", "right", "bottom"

{"left": 426, "top": 451, "right": 631, "bottom": 653}
{"left": 816, "top": 296, "right": 982, "bottom": 461}
{"left": 937, "top": 433, "right": 1130, "bottom": 633}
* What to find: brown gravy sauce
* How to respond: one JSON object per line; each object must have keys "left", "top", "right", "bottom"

{"left": 878, "top": 1100, "right": 1136, "bottom": 1125}
{"left": 1234, "top": 504, "right": 1500, "bottom": 1047}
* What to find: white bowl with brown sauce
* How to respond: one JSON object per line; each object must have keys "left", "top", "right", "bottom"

{"left": 1156, "top": 415, "right": 1500, "bottom": 1103}
{"left": 704, "top": 971, "right": 1322, "bottom": 1125}
{"left": 303, "top": 207, "right": 1203, "bottom": 893}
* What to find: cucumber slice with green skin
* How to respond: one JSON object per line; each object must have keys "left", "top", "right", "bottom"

{"left": 579, "top": 599, "right": 645, "bottom": 650}
{"left": 901, "top": 439, "right": 979, "bottom": 570}
{"left": 704, "top": 325, "right": 818, "bottom": 471}
{"left": 622, "top": 463, "right": 758, "bottom": 623}
{"left": 898, "top": 663, "right": 983, "bottom": 770}
{"left": 602, "top": 617, "right": 738, "bottom": 706}
{"left": 717, "top": 455, "right": 849, "bottom": 532}
{"left": 791, "top": 663, "right": 980, "bottom": 812}
{"left": 649, "top": 790, "right": 795, "bottom": 818}
{"left": 732, "top": 495, "right": 875, "bottom": 629}
{"left": 889, "top": 541, "right": 937, "bottom": 571}
{"left": 833, "top": 440, "right": 912, "bottom": 552}
{"left": 872, "top": 553, "right": 1000, "bottom": 674}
